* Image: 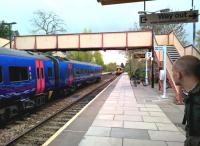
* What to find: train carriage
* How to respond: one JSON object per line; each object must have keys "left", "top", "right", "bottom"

{"left": 0, "top": 48, "right": 57, "bottom": 120}
{"left": 69, "top": 60, "right": 102, "bottom": 87}
{"left": 0, "top": 47, "right": 103, "bottom": 122}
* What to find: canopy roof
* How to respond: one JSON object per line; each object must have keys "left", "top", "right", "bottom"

{"left": 97, "top": 0, "right": 153, "bottom": 5}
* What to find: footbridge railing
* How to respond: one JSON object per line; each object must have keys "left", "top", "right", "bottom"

{"left": 12, "top": 30, "right": 153, "bottom": 51}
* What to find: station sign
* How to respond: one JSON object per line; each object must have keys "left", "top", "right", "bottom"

{"left": 145, "top": 52, "right": 152, "bottom": 59}
{"left": 140, "top": 10, "right": 199, "bottom": 26}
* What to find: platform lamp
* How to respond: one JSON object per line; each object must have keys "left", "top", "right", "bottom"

{"left": 1, "top": 22, "right": 17, "bottom": 48}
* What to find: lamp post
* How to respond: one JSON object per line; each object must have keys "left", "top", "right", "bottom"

{"left": 1, "top": 22, "right": 17, "bottom": 48}
{"left": 192, "top": 0, "right": 196, "bottom": 46}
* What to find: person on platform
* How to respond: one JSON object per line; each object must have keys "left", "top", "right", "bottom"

{"left": 172, "top": 55, "right": 200, "bottom": 146}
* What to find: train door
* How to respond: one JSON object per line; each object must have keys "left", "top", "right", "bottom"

{"left": 36, "top": 60, "right": 45, "bottom": 94}
{"left": 68, "top": 64, "right": 73, "bottom": 86}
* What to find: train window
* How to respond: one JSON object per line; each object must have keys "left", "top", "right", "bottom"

{"left": 0, "top": 67, "right": 2, "bottom": 82}
{"left": 9, "top": 66, "right": 28, "bottom": 82}
{"left": 48, "top": 68, "right": 53, "bottom": 77}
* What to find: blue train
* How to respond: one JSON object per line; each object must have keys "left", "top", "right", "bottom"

{"left": 0, "top": 48, "right": 102, "bottom": 121}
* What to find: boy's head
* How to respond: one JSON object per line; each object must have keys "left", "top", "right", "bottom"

{"left": 172, "top": 55, "right": 200, "bottom": 86}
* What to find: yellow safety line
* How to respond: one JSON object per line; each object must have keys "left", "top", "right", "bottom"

{"left": 42, "top": 78, "right": 116, "bottom": 146}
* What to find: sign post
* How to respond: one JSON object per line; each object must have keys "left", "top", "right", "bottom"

{"left": 154, "top": 46, "right": 167, "bottom": 99}
{"left": 145, "top": 52, "right": 152, "bottom": 85}
{"left": 139, "top": 10, "right": 199, "bottom": 26}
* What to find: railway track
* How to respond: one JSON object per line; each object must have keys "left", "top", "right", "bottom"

{"left": 0, "top": 74, "right": 116, "bottom": 146}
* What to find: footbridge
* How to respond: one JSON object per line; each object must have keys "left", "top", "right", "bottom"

{"left": 7, "top": 30, "right": 153, "bottom": 51}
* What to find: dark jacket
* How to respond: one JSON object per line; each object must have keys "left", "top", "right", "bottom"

{"left": 182, "top": 83, "right": 200, "bottom": 136}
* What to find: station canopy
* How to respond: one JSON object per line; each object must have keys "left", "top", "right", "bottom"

{"left": 97, "top": 0, "right": 153, "bottom": 5}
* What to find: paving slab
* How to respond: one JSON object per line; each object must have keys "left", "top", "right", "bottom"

{"left": 143, "top": 116, "right": 171, "bottom": 123}
{"left": 140, "top": 107, "right": 162, "bottom": 112}
{"left": 92, "top": 119, "right": 123, "bottom": 128}
{"left": 96, "top": 114, "right": 114, "bottom": 120}
{"left": 86, "top": 126, "right": 111, "bottom": 137}
{"left": 99, "top": 109, "right": 123, "bottom": 115}
{"left": 149, "top": 111, "right": 167, "bottom": 117}
{"left": 124, "top": 110, "right": 149, "bottom": 116}
{"left": 123, "top": 138, "right": 167, "bottom": 146}
{"left": 156, "top": 123, "right": 179, "bottom": 131}
{"left": 79, "top": 136, "right": 122, "bottom": 146}
{"left": 123, "top": 107, "right": 140, "bottom": 111}
{"left": 166, "top": 142, "right": 184, "bottom": 146}
{"left": 145, "top": 104, "right": 160, "bottom": 108}
{"left": 114, "top": 115, "right": 142, "bottom": 122}
{"left": 148, "top": 130, "right": 185, "bottom": 142}
{"left": 110, "top": 128, "right": 150, "bottom": 139}
{"left": 124, "top": 121, "right": 157, "bottom": 130}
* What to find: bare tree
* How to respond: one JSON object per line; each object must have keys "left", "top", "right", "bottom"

{"left": 146, "top": 24, "right": 188, "bottom": 46}
{"left": 196, "top": 30, "right": 200, "bottom": 50}
{"left": 31, "top": 10, "right": 66, "bottom": 34}
{"left": 131, "top": 23, "right": 188, "bottom": 46}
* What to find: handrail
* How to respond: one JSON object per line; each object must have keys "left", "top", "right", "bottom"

{"left": 2, "top": 42, "right": 10, "bottom": 47}
{"left": 153, "top": 34, "right": 159, "bottom": 46}
{"left": 0, "top": 38, "right": 10, "bottom": 47}
{"left": 170, "top": 31, "right": 185, "bottom": 47}
{"left": 2, "top": 39, "right": 14, "bottom": 48}
{"left": 170, "top": 31, "right": 200, "bottom": 57}
{"left": 185, "top": 44, "right": 200, "bottom": 54}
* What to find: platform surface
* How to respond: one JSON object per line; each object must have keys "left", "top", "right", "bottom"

{"left": 46, "top": 74, "right": 185, "bottom": 146}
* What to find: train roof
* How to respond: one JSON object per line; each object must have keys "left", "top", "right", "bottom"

{"left": 69, "top": 60, "right": 102, "bottom": 68}
{"left": 0, "top": 47, "right": 49, "bottom": 60}
{"left": 52, "top": 56, "right": 102, "bottom": 67}
{"left": 0, "top": 48, "right": 102, "bottom": 67}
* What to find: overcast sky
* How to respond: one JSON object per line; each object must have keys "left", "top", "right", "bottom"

{"left": 1, "top": 0, "right": 200, "bottom": 64}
